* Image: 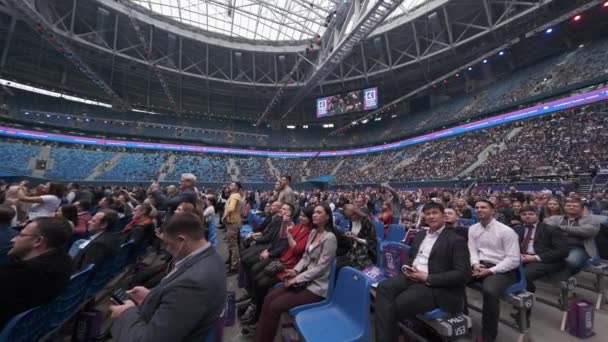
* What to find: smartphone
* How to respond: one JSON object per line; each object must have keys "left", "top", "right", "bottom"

{"left": 110, "top": 288, "right": 129, "bottom": 305}
{"left": 401, "top": 265, "right": 415, "bottom": 273}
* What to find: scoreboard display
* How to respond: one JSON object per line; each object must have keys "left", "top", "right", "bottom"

{"left": 317, "top": 87, "right": 378, "bottom": 118}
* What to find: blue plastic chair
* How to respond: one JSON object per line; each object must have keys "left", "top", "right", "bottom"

{"left": 470, "top": 264, "right": 526, "bottom": 295}
{"left": 373, "top": 220, "right": 384, "bottom": 241}
{"left": 208, "top": 217, "right": 218, "bottom": 246}
{"left": 86, "top": 255, "right": 119, "bottom": 298}
{"left": 294, "top": 267, "right": 372, "bottom": 342}
{"left": 458, "top": 218, "right": 476, "bottom": 228}
{"left": 385, "top": 225, "right": 406, "bottom": 242}
{"left": 289, "top": 258, "right": 338, "bottom": 315}
{"left": 393, "top": 216, "right": 400, "bottom": 225}
{"left": 337, "top": 219, "right": 350, "bottom": 232}
{"left": 240, "top": 224, "right": 253, "bottom": 239}
{"left": 49, "top": 264, "right": 95, "bottom": 327}
{"left": 0, "top": 305, "right": 53, "bottom": 342}
{"left": 116, "top": 241, "right": 135, "bottom": 275}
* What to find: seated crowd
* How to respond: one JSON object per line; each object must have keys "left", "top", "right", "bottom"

{"left": 0, "top": 169, "right": 607, "bottom": 341}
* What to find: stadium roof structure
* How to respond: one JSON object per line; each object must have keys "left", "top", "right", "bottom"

{"left": 0, "top": 0, "right": 604, "bottom": 126}
{"left": 129, "top": 0, "right": 430, "bottom": 41}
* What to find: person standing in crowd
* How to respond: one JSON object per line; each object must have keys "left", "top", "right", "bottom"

{"left": 110, "top": 213, "right": 226, "bottom": 342}
{"left": 337, "top": 204, "right": 377, "bottom": 272}
{"left": 277, "top": 176, "right": 295, "bottom": 206}
{"left": 468, "top": 200, "right": 520, "bottom": 342}
{"left": 512, "top": 206, "right": 568, "bottom": 325}
{"left": 149, "top": 173, "right": 197, "bottom": 218}
{"left": 379, "top": 201, "right": 394, "bottom": 236}
{"left": 0, "top": 217, "right": 73, "bottom": 329}
{"left": 544, "top": 198, "right": 601, "bottom": 275}
{"left": 223, "top": 182, "right": 243, "bottom": 274}
{"left": 510, "top": 200, "right": 523, "bottom": 227}
{"left": 375, "top": 203, "right": 470, "bottom": 342}
{"left": 17, "top": 181, "right": 65, "bottom": 219}
{"left": 255, "top": 204, "right": 337, "bottom": 342}
{"left": 71, "top": 209, "right": 121, "bottom": 272}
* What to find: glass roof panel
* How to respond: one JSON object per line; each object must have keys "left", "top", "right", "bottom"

{"left": 130, "top": 0, "right": 432, "bottom": 41}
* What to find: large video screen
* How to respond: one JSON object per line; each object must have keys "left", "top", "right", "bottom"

{"left": 316, "top": 87, "right": 378, "bottom": 118}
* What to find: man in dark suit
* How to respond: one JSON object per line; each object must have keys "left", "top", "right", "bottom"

{"left": 110, "top": 213, "right": 226, "bottom": 342}
{"left": 514, "top": 206, "right": 569, "bottom": 294}
{"left": 0, "top": 217, "right": 73, "bottom": 328}
{"left": 375, "top": 203, "right": 471, "bottom": 342}
{"left": 72, "top": 209, "right": 121, "bottom": 272}
{"left": 149, "top": 173, "right": 198, "bottom": 218}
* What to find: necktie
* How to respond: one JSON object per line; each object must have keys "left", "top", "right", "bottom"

{"left": 521, "top": 225, "right": 534, "bottom": 253}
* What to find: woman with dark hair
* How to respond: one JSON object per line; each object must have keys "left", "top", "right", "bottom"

{"left": 55, "top": 204, "right": 79, "bottom": 232}
{"left": 18, "top": 182, "right": 65, "bottom": 219}
{"left": 255, "top": 204, "right": 337, "bottom": 342}
{"left": 240, "top": 206, "right": 313, "bottom": 334}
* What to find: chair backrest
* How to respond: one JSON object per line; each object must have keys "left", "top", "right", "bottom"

{"left": 330, "top": 267, "right": 372, "bottom": 340}
{"left": 504, "top": 264, "right": 527, "bottom": 295}
{"left": 0, "top": 306, "right": 53, "bottom": 342}
{"left": 385, "top": 225, "right": 406, "bottom": 242}
{"left": 337, "top": 219, "right": 350, "bottom": 232}
{"left": 393, "top": 216, "right": 400, "bottom": 225}
{"left": 116, "top": 240, "right": 135, "bottom": 275}
{"left": 208, "top": 217, "right": 218, "bottom": 246}
{"left": 458, "top": 218, "right": 476, "bottom": 228}
{"left": 49, "top": 264, "right": 95, "bottom": 327}
{"left": 86, "top": 254, "right": 119, "bottom": 297}
{"left": 373, "top": 220, "right": 384, "bottom": 241}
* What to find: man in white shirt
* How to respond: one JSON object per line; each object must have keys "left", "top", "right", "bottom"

{"left": 375, "top": 203, "right": 470, "bottom": 342}
{"left": 468, "top": 200, "right": 520, "bottom": 342}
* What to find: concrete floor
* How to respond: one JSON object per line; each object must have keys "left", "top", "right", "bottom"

{"left": 215, "top": 228, "right": 608, "bottom": 342}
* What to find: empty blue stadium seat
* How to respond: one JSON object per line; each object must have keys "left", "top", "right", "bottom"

{"left": 373, "top": 220, "right": 384, "bottom": 241}
{"left": 294, "top": 267, "right": 372, "bottom": 342}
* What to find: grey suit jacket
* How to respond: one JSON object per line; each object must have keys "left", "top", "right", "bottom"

{"left": 293, "top": 230, "right": 337, "bottom": 298}
{"left": 111, "top": 245, "right": 226, "bottom": 342}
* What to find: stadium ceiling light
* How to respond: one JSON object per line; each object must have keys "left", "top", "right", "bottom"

{"left": 579, "top": 44, "right": 584, "bottom": 48}
{"left": 483, "top": 59, "right": 488, "bottom": 64}
{"left": 361, "top": 119, "right": 369, "bottom": 124}
{"left": 391, "top": 114, "right": 397, "bottom": 118}
{"left": 302, "top": 125, "right": 309, "bottom": 129}
{"left": 604, "top": 1, "right": 608, "bottom": 7}
{"left": 573, "top": 15, "right": 582, "bottom": 21}
{"left": 468, "top": 67, "right": 473, "bottom": 71}
{"left": 545, "top": 28, "right": 553, "bottom": 34}
{"left": 286, "top": 125, "right": 296, "bottom": 129}
{"left": 455, "top": 73, "right": 460, "bottom": 77}
{"left": 498, "top": 51, "right": 505, "bottom": 56}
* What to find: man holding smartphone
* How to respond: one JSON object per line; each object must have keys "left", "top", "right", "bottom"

{"left": 375, "top": 203, "right": 471, "bottom": 342}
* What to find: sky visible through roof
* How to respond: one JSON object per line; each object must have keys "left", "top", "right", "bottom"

{"left": 131, "top": 0, "right": 430, "bottom": 41}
